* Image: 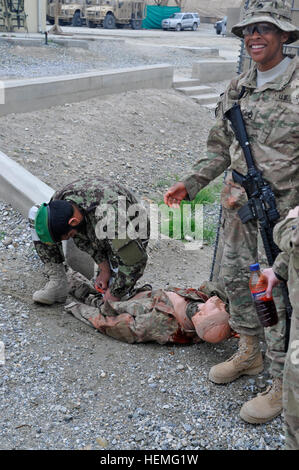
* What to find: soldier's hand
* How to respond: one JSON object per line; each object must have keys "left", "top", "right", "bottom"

{"left": 262, "top": 268, "right": 281, "bottom": 298}
{"left": 95, "top": 260, "right": 111, "bottom": 291}
{"left": 164, "top": 182, "right": 188, "bottom": 208}
{"left": 103, "top": 288, "right": 120, "bottom": 303}
{"left": 286, "top": 206, "right": 299, "bottom": 219}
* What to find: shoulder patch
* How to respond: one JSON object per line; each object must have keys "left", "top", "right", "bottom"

{"left": 290, "top": 79, "right": 299, "bottom": 105}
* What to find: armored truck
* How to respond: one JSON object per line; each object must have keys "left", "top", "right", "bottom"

{"left": 47, "top": 0, "right": 92, "bottom": 26}
{"left": 85, "top": 0, "right": 145, "bottom": 29}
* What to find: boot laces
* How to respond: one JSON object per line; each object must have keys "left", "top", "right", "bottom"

{"left": 226, "top": 341, "right": 249, "bottom": 362}
{"left": 259, "top": 378, "right": 282, "bottom": 398}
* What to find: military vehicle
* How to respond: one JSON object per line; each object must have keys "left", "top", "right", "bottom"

{"left": 85, "top": 0, "right": 146, "bottom": 29}
{"left": 47, "top": 0, "right": 92, "bottom": 26}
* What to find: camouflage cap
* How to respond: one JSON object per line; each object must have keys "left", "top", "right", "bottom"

{"left": 232, "top": 0, "right": 299, "bottom": 44}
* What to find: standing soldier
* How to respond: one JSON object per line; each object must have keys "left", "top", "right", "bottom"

{"left": 29, "top": 176, "right": 149, "bottom": 304}
{"left": 263, "top": 207, "right": 299, "bottom": 449}
{"left": 164, "top": 0, "right": 299, "bottom": 424}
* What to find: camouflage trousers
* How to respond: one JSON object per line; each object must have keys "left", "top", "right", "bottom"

{"left": 283, "top": 301, "right": 299, "bottom": 449}
{"left": 65, "top": 270, "right": 200, "bottom": 345}
{"left": 218, "top": 207, "right": 287, "bottom": 378}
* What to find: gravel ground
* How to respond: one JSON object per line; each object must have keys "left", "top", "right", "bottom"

{"left": 0, "top": 37, "right": 227, "bottom": 80}
{"left": 0, "top": 34, "right": 285, "bottom": 451}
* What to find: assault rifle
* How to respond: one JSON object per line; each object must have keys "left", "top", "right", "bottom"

{"left": 225, "top": 103, "right": 292, "bottom": 350}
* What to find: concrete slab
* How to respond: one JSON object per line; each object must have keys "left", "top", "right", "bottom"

{"left": 51, "top": 36, "right": 125, "bottom": 46}
{"left": 0, "top": 37, "right": 45, "bottom": 47}
{"left": 0, "top": 35, "right": 125, "bottom": 46}
{"left": 0, "top": 64, "right": 174, "bottom": 116}
{"left": 0, "top": 36, "right": 94, "bottom": 49}
{"left": 132, "top": 43, "right": 219, "bottom": 57}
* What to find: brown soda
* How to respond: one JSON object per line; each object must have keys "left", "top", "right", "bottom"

{"left": 249, "top": 263, "right": 278, "bottom": 327}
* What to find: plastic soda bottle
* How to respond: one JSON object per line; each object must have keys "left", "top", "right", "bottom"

{"left": 249, "top": 263, "right": 278, "bottom": 327}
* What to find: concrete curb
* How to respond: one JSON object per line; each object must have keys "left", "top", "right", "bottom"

{"left": 0, "top": 150, "right": 54, "bottom": 217}
{"left": 0, "top": 64, "right": 174, "bottom": 116}
{"left": 0, "top": 36, "right": 125, "bottom": 48}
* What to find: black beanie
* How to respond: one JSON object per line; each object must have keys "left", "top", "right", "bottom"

{"left": 48, "top": 200, "right": 74, "bottom": 242}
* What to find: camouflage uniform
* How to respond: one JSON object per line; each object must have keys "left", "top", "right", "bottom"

{"left": 183, "top": 56, "right": 299, "bottom": 377}
{"left": 65, "top": 270, "right": 229, "bottom": 345}
{"left": 273, "top": 215, "right": 299, "bottom": 449}
{"left": 31, "top": 177, "right": 149, "bottom": 299}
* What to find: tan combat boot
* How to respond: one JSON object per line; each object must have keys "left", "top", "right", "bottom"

{"left": 240, "top": 376, "right": 283, "bottom": 424}
{"left": 209, "top": 334, "right": 263, "bottom": 384}
{"left": 33, "top": 263, "right": 68, "bottom": 305}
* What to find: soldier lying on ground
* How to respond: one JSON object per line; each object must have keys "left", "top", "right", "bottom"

{"left": 28, "top": 177, "right": 149, "bottom": 305}
{"left": 64, "top": 270, "right": 232, "bottom": 345}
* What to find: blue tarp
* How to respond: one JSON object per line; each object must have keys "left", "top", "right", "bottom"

{"left": 142, "top": 5, "right": 181, "bottom": 29}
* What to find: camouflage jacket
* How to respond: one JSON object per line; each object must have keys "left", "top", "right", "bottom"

{"left": 183, "top": 56, "right": 299, "bottom": 279}
{"left": 39, "top": 177, "right": 149, "bottom": 298}
{"left": 273, "top": 215, "right": 299, "bottom": 321}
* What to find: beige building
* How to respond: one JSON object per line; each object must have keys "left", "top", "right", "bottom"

{"left": 25, "top": 0, "right": 47, "bottom": 32}
{"left": 147, "top": 0, "right": 243, "bottom": 19}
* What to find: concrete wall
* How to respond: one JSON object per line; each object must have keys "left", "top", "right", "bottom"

{"left": 226, "top": 7, "right": 241, "bottom": 37}
{"left": 0, "top": 64, "right": 174, "bottom": 117}
{"left": 192, "top": 59, "right": 238, "bottom": 83}
{"left": 25, "top": 0, "right": 47, "bottom": 33}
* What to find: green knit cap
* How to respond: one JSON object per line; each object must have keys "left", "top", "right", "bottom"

{"left": 34, "top": 203, "right": 55, "bottom": 244}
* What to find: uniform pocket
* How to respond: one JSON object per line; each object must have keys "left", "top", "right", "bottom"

{"left": 220, "top": 172, "right": 247, "bottom": 210}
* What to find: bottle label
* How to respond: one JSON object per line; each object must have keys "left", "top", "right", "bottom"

{"left": 251, "top": 290, "right": 269, "bottom": 302}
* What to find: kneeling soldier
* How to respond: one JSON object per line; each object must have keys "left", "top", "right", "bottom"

{"left": 28, "top": 176, "right": 149, "bottom": 304}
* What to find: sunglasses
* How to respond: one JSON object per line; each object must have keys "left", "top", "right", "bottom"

{"left": 243, "top": 23, "right": 279, "bottom": 36}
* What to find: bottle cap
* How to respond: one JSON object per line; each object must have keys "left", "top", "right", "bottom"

{"left": 249, "top": 263, "right": 260, "bottom": 271}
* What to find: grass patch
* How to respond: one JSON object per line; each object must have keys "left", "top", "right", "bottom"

{"left": 0, "top": 231, "right": 6, "bottom": 241}
{"left": 194, "top": 182, "right": 222, "bottom": 205}
{"left": 203, "top": 224, "right": 217, "bottom": 245}
{"left": 157, "top": 182, "right": 221, "bottom": 245}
